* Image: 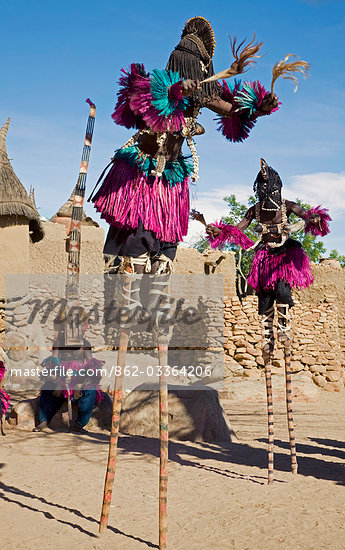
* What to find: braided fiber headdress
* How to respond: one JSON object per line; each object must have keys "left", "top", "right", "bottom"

{"left": 253, "top": 158, "right": 283, "bottom": 211}
{"left": 166, "top": 16, "right": 221, "bottom": 107}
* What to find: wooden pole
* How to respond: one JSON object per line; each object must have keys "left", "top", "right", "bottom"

{"left": 66, "top": 99, "right": 96, "bottom": 305}
{"left": 264, "top": 351, "right": 274, "bottom": 485}
{"left": 277, "top": 304, "right": 298, "bottom": 475}
{"left": 158, "top": 333, "right": 168, "bottom": 550}
{"left": 284, "top": 339, "right": 297, "bottom": 474}
{"left": 99, "top": 328, "right": 129, "bottom": 533}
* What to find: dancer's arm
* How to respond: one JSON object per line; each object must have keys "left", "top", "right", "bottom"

{"left": 287, "top": 201, "right": 331, "bottom": 236}
{"left": 206, "top": 206, "right": 255, "bottom": 249}
{"left": 213, "top": 80, "right": 279, "bottom": 142}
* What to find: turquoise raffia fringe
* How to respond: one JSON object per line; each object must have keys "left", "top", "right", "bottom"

{"left": 150, "top": 69, "right": 189, "bottom": 117}
{"left": 114, "top": 145, "right": 193, "bottom": 187}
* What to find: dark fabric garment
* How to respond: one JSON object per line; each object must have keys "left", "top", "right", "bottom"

{"left": 75, "top": 390, "right": 97, "bottom": 427}
{"left": 38, "top": 390, "right": 65, "bottom": 424}
{"left": 38, "top": 389, "right": 97, "bottom": 427}
{"left": 104, "top": 220, "right": 178, "bottom": 261}
{"left": 258, "top": 281, "right": 295, "bottom": 315}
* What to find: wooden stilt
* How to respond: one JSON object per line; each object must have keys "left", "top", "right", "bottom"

{"left": 99, "top": 328, "right": 129, "bottom": 533}
{"left": 264, "top": 351, "right": 274, "bottom": 485}
{"left": 284, "top": 339, "right": 298, "bottom": 474}
{"left": 277, "top": 304, "right": 298, "bottom": 475}
{"left": 261, "top": 306, "right": 275, "bottom": 485}
{"left": 158, "top": 333, "right": 168, "bottom": 550}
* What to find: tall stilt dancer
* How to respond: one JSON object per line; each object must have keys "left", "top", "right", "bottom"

{"left": 205, "top": 158, "right": 331, "bottom": 484}
{"left": 90, "top": 17, "right": 280, "bottom": 545}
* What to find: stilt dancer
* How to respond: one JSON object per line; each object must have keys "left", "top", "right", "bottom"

{"left": 205, "top": 158, "right": 331, "bottom": 484}
{"left": 90, "top": 17, "right": 280, "bottom": 546}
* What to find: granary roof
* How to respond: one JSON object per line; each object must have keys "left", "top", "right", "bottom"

{"left": 51, "top": 185, "right": 99, "bottom": 227}
{"left": 0, "top": 118, "right": 44, "bottom": 242}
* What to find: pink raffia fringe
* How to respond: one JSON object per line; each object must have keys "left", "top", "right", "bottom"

{"left": 111, "top": 63, "right": 147, "bottom": 129}
{"left": 61, "top": 359, "right": 104, "bottom": 403}
{"left": 304, "top": 205, "right": 331, "bottom": 237}
{"left": 247, "top": 246, "right": 314, "bottom": 292}
{"left": 216, "top": 80, "right": 280, "bottom": 142}
{"left": 206, "top": 221, "right": 255, "bottom": 250}
{"left": 0, "top": 361, "right": 10, "bottom": 415}
{"left": 93, "top": 159, "right": 190, "bottom": 243}
{"left": 129, "top": 71, "right": 185, "bottom": 133}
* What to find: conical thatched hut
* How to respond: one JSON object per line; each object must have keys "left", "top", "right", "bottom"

{"left": 51, "top": 185, "right": 99, "bottom": 229}
{"left": 0, "top": 118, "right": 44, "bottom": 242}
{"left": 0, "top": 117, "right": 44, "bottom": 298}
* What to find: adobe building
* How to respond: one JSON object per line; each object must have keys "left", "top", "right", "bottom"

{"left": 0, "top": 118, "right": 44, "bottom": 299}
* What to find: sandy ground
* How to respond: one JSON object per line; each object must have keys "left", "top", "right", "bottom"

{"left": 2, "top": 389, "right": 345, "bottom": 550}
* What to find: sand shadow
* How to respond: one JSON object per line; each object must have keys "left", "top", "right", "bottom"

{"left": 0, "top": 481, "right": 158, "bottom": 548}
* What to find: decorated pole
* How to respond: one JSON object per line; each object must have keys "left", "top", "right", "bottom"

{"left": 66, "top": 99, "right": 96, "bottom": 302}
{"left": 62, "top": 99, "right": 96, "bottom": 428}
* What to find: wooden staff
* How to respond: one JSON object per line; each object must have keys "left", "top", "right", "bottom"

{"left": 158, "top": 332, "right": 169, "bottom": 550}
{"left": 99, "top": 328, "right": 129, "bottom": 533}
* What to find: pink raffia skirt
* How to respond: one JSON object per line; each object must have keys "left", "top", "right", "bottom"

{"left": 92, "top": 159, "right": 190, "bottom": 243}
{"left": 247, "top": 240, "right": 314, "bottom": 292}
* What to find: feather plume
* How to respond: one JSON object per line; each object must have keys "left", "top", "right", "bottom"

{"left": 201, "top": 34, "right": 263, "bottom": 84}
{"left": 271, "top": 54, "right": 310, "bottom": 94}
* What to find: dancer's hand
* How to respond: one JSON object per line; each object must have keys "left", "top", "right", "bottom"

{"left": 261, "top": 93, "right": 279, "bottom": 113}
{"left": 181, "top": 79, "right": 201, "bottom": 96}
{"left": 206, "top": 224, "right": 221, "bottom": 238}
{"left": 309, "top": 214, "right": 321, "bottom": 224}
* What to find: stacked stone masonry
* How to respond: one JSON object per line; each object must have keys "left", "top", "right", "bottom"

{"left": 224, "top": 293, "right": 344, "bottom": 391}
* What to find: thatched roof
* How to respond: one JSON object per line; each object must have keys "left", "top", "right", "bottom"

{"left": 51, "top": 186, "right": 99, "bottom": 227}
{"left": 0, "top": 118, "right": 44, "bottom": 242}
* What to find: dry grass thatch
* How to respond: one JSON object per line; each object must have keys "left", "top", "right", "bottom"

{"left": 0, "top": 118, "right": 44, "bottom": 242}
{"left": 51, "top": 185, "right": 99, "bottom": 227}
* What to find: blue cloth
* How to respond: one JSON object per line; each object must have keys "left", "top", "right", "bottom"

{"left": 38, "top": 389, "right": 97, "bottom": 428}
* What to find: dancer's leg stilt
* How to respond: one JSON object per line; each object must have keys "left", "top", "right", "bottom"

{"left": 262, "top": 305, "right": 275, "bottom": 485}
{"left": 99, "top": 328, "right": 129, "bottom": 533}
{"left": 158, "top": 332, "right": 169, "bottom": 550}
{"left": 99, "top": 258, "right": 146, "bottom": 533}
{"left": 277, "top": 303, "right": 298, "bottom": 474}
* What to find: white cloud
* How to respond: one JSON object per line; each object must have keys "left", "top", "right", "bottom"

{"left": 286, "top": 172, "right": 345, "bottom": 217}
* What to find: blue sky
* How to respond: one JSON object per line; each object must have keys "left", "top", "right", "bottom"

{"left": 1, "top": 0, "right": 345, "bottom": 254}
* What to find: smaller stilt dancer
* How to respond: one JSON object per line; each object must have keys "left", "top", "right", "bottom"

{"left": 204, "top": 158, "right": 331, "bottom": 484}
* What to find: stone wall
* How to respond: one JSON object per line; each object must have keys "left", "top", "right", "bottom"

{"left": 224, "top": 262, "right": 345, "bottom": 392}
